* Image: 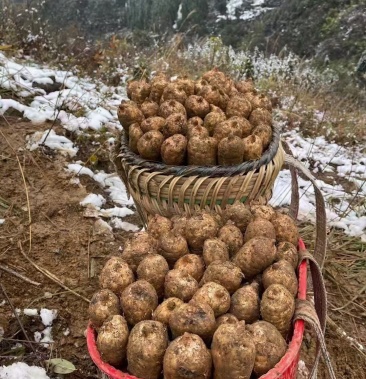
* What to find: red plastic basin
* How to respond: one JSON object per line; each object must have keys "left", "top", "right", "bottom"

{"left": 87, "top": 239, "right": 308, "bottom": 379}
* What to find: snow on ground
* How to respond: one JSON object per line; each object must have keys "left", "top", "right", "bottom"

{"left": 14, "top": 308, "right": 58, "bottom": 346}
{"left": 40, "top": 308, "right": 58, "bottom": 327}
{"left": 0, "top": 362, "right": 50, "bottom": 379}
{"left": 0, "top": 51, "right": 137, "bottom": 231}
{"left": 26, "top": 129, "right": 78, "bottom": 157}
{"left": 110, "top": 218, "right": 140, "bottom": 232}
{"left": 0, "top": 52, "right": 126, "bottom": 131}
{"left": 1, "top": 52, "right": 365, "bottom": 241}
{"left": 217, "top": 0, "right": 273, "bottom": 21}
{"left": 67, "top": 163, "right": 137, "bottom": 230}
{"left": 173, "top": 3, "right": 183, "bottom": 30}
{"left": 270, "top": 109, "right": 366, "bottom": 241}
{"left": 23, "top": 309, "right": 38, "bottom": 316}
{"left": 80, "top": 193, "right": 106, "bottom": 209}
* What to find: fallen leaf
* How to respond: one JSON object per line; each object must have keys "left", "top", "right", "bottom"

{"left": 46, "top": 358, "right": 76, "bottom": 374}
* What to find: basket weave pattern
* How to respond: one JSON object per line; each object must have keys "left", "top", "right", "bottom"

{"left": 114, "top": 126, "right": 284, "bottom": 226}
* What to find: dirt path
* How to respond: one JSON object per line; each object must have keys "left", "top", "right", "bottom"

{"left": 0, "top": 118, "right": 365, "bottom": 378}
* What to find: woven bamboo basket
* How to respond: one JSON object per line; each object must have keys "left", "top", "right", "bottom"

{"left": 113, "top": 125, "right": 284, "bottom": 227}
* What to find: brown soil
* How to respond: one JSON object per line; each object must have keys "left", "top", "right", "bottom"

{"left": 0, "top": 118, "right": 365, "bottom": 378}
{"left": 0, "top": 117, "right": 140, "bottom": 378}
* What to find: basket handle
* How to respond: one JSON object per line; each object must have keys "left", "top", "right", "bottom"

{"left": 295, "top": 249, "right": 337, "bottom": 379}
{"left": 283, "top": 149, "right": 327, "bottom": 269}
{"left": 284, "top": 147, "right": 336, "bottom": 377}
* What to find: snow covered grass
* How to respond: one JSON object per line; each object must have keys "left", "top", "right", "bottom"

{"left": 270, "top": 131, "right": 366, "bottom": 240}
{"left": 26, "top": 130, "right": 78, "bottom": 157}
{"left": 0, "top": 50, "right": 139, "bottom": 231}
{"left": 180, "top": 38, "right": 339, "bottom": 90}
{"left": 218, "top": 0, "right": 273, "bottom": 21}
{"left": 0, "top": 52, "right": 126, "bottom": 131}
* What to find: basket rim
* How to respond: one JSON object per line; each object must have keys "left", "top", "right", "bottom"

{"left": 118, "top": 125, "right": 281, "bottom": 178}
{"left": 86, "top": 239, "right": 307, "bottom": 379}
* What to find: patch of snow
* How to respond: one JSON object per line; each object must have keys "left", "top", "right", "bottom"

{"left": 32, "top": 77, "right": 53, "bottom": 85}
{"left": 23, "top": 308, "right": 38, "bottom": 317}
{"left": 99, "top": 206, "right": 134, "bottom": 218}
{"left": 271, "top": 125, "right": 366, "bottom": 242}
{"left": 107, "top": 137, "right": 115, "bottom": 147}
{"left": 34, "top": 321, "right": 54, "bottom": 346}
{"left": 110, "top": 218, "right": 140, "bottom": 232}
{"left": 173, "top": 3, "right": 183, "bottom": 30}
{"left": 0, "top": 98, "right": 25, "bottom": 115}
{"left": 63, "top": 327, "right": 70, "bottom": 336}
{"left": 80, "top": 194, "right": 106, "bottom": 209}
{"left": 34, "top": 331, "right": 42, "bottom": 343}
{"left": 0, "top": 362, "right": 50, "bottom": 379}
{"left": 0, "top": 219, "right": 5, "bottom": 225}
{"left": 40, "top": 308, "right": 57, "bottom": 326}
{"left": 252, "top": 0, "right": 266, "bottom": 5}
{"left": 67, "top": 164, "right": 134, "bottom": 208}
{"left": 337, "top": 164, "right": 366, "bottom": 176}
{"left": 26, "top": 130, "right": 78, "bottom": 157}
{"left": 66, "top": 163, "right": 94, "bottom": 178}
{"left": 226, "top": 0, "right": 243, "bottom": 16}
{"left": 93, "top": 172, "right": 134, "bottom": 207}
{"left": 217, "top": 0, "right": 273, "bottom": 21}
{"left": 0, "top": 52, "right": 125, "bottom": 132}
{"left": 40, "top": 326, "right": 53, "bottom": 345}
{"left": 69, "top": 177, "right": 80, "bottom": 185}
{"left": 66, "top": 164, "right": 135, "bottom": 220}
{"left": 86, "top": 107, "right": 114, "bottom": 130}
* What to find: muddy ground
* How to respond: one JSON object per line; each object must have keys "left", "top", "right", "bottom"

{"left": 0, "top": 118, "right": 365, "bottom": 378}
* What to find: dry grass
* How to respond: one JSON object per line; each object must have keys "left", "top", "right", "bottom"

{"left": 260, "top": 80, "right": 366, "bottom": 144}
{"left": 299, "top": 222, "right": 366, "bottom": 349}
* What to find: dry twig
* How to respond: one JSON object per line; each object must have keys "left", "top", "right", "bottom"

{"left": 327, "top": 316, "right": 366, "bottom": 359}
{"left": 87, "top": 227, "right": 92, "bottom": 279}
{"left": 0, "top": 263, "right": 40, "bottom": 286}
{"left": 0, "top": 283, "right": 36, "bottom": 353}
{"left": 333, "top": 283, "right": 366, "bottom": 311}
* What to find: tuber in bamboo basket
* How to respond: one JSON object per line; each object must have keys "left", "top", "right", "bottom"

{"left": 113, "top": 125, "right": 284, "bottom": 227}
